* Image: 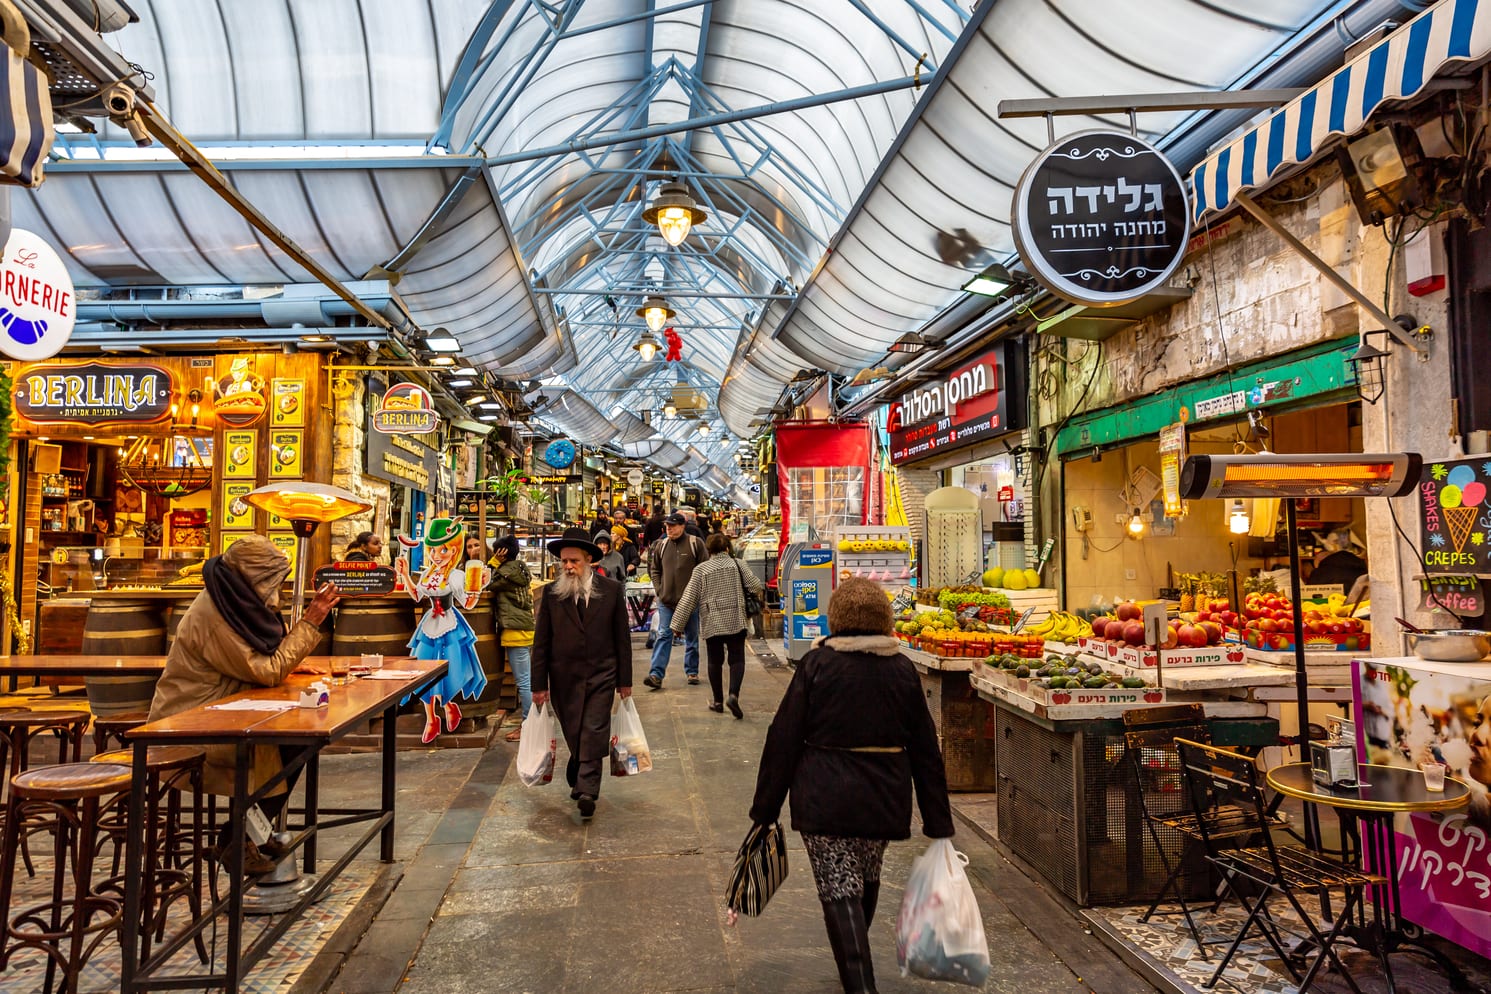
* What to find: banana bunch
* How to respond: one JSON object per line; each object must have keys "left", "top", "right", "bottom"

{"left": 1023, "top": 611, "right": 1093, "bottom": 644}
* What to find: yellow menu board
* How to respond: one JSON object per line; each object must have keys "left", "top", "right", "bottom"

{"left": 222, "top": 481, "right": 255, "bottom": 529}
{"left": 269, "top": 532, "right": 298, "bottom": 575}
{"left": 223, "top": 431, "right": 257, "bottom": 478}
{"left": 269, "top": 430, "right": 302, "bottom": 478}
{"left": 221, "top": 531, "right": 253, "bottom": 556}
{"left": 270, "top": 378, "right": 306, "bottom": 426}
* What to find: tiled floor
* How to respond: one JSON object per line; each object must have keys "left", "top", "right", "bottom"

{"left": 1086, "top": 900, "right": 1491, "bottom": 994}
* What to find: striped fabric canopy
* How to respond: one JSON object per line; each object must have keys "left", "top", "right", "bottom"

{"left": 1190, "top": 0, "right": 1491, "bottom": 222}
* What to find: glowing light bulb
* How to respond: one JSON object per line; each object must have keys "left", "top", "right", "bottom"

{"left": 657, "top": 205, "right": 693, "bottom": 246}
{"left": 1127, "top": 510, "right": 1146, "bottom": 538}
{"left": 637, "top": 339, "right": 658, "bottom": 361}
{"left": 1228, "top": 499, "right": 1250, "bottom": 535}
{"left": 645, "top": 306, "right": 668, "bottom": 332}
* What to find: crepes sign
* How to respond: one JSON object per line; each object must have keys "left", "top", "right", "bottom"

{"left": 14, "top": 361, "right": 173, "bottom": 425}
{"left": 373, "top": 382, "right": 438, "bottom": 434}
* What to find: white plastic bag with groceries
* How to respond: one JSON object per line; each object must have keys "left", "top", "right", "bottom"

{"left": 895, "top": 839, "right": 991, "bottom": 987}
{"left": 609, "top": 697, "right": 653, "bottom": 776}
{"left": 516, "top": 703, "right": 558, "bottom": 787}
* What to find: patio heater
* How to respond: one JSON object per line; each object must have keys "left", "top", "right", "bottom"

{"left": 1178, "top": 453, "right": 1421, "bottom": 846}
{"left": 244, "top": 482, "right": 373, "bottom": 623}
{"left": 240, "top": 482, "right": 371, "bottom": 912}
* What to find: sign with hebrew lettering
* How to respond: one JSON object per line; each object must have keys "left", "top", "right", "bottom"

{"left": 1013, "top": 130, "right": 1191, "bottom": 306}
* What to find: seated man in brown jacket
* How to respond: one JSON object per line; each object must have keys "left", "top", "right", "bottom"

{"left": 149, "top": 535, "right": 340, "bottom": 870}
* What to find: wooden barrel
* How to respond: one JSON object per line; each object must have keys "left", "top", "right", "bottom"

{"left": 460, "top": 594, "right": 502, "bottom": 717}
{"left": 332, "top": 597, "right": 416, "bottom": 658}
{"left": 81, "top": 598, "right": 165, "bottom": 717}
{"left": 282, "top": 607, "right": 334, "bottom": 656}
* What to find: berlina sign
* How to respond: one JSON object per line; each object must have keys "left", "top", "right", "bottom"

{"left": 14, "top": 361, "right": 174, "bottom": 425}
{"left": 373, "top": 382, "right": 438, "bottom": 434}
{"left": 1012, "top": 130, "right": 1191, "bottom": 306}
{"left": 0, "top": 229, "right": 76, "bottom": 361}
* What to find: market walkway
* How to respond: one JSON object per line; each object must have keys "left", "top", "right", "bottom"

{"left": 325, "top": 638, "right": 1157, "bottom": 994}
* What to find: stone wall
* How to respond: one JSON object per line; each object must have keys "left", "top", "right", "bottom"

{"left": 329, "top": 372, "right": 391, "bottom": 551}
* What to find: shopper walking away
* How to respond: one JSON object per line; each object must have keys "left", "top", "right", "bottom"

{"left": 643, "top": 506, "right": 667, "bottom": 550}
{"left": 151, "top": 535, "right": 342, "bottom": 873}
{"left": 532, "top": 528, "right": 633, "bottom": 819}
{"left": 646, "top": 512, "right": 707, "bottom": 689}
{"left": 593, "top": 531, "right": 627, "bottom": 579}
{"left": 489, "top": 535, "right": 535, "bottom": 743}
{"left": 749, "top": 577, "right": 954, "bottom": 994}
{"left": 342, "top": 531, "right": 384, "bottom": 562}
{"left": 670, "top": 533, "right": 762, "bottom": 717}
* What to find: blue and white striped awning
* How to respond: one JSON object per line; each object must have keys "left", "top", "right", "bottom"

{"left": 1190, "top": 0, "right": 1491, "bottom": 222}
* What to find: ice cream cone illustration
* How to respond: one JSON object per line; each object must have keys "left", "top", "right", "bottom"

{"left": 1444, "top": 505, "right": 1479, "bottom": 553}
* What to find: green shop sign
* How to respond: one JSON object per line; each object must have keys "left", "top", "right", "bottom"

{"left": 1055, "top": 337, "right": 1359, "bottom": 456}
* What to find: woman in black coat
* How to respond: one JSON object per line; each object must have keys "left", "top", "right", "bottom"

{"left": 749, "top": 577, "right": 953, "bottom": 994}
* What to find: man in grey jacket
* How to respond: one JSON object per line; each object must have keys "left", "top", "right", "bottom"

{"left": 645, "top": 512, "right": 707, "bottom": 689}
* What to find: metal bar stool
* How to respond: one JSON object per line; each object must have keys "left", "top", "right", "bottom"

{"left": 90, "top": 712, "right": 149, "bottom": 755}
{"left": 91, "top": 746, "right": 208, "bottom": 966}
{"left": 0, "top": 711, "right": 91, "bottom": 880}
{"left": 0, "top": 762, "right": 132, "bottom": 994}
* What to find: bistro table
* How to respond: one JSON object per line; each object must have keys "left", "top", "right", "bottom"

{"left": 0, "top": 654, "right": 169, "bottom": 678}
{"left": 1266, "top": 762, "right": 1471, "bottom": 994}
{"left": 118, "top": 656, "right": 447, "bottom": 994}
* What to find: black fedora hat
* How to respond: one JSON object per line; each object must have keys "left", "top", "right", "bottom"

{"left": 547, "top": 526, "right": 601, "bottom": 560}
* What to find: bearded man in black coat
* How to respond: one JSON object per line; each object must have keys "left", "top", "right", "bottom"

{"left": 532, "top": 527, "right": 633, "bottom": 819}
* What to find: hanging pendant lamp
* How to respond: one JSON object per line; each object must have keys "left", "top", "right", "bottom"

{"left": 636, "top": 295, "right": 676, "bottom": 333}
{"left": 643, "top": 184, "right": 707, "bottom": 246}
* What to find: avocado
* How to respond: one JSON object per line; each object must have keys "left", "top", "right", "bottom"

{"left": 1015, "top": 665, "right": 1030, "bottom": 678}
{"left": 1121, "top": 676, "right": 1146, "bottom": 688}
{"left": 1083, "top": 676, "right": 1107, "bottom": 688}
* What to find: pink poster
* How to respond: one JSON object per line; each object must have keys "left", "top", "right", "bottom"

{"left": 1355, "top": 659, "right": 1491, "bottom": 958}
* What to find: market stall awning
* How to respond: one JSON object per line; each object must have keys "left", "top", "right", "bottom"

{"left": 1190, "top": 0, "right": 1491, "bottom": 221}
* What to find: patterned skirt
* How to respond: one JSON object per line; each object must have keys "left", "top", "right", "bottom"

{"left": 801, "top": 834, "right": 888, "bottom": 901}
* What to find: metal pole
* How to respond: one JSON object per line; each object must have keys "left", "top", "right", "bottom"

{"left": 1284, "top": 498, "right": 1319, "bottom": 851}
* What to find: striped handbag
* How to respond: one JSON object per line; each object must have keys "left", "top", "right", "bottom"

{"left": 726, "top": 822, "right": 789, "bottom": 916}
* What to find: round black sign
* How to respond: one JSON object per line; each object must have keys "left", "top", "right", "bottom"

{"left": 1013, "top": 130, "right": 1190, "bottom": 307}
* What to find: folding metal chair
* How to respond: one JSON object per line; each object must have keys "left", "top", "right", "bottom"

{"left": 1175, "top": 738, "right": 1381, "bottom": 994}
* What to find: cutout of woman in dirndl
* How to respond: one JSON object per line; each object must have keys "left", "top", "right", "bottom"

{"left": 394, "top": 516, "right": 489, "bottom": 743}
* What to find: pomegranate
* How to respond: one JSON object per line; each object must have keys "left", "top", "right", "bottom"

{"left": 1122, "top": 620, "right": 1146, "bottom": 646}
{"left": 1175, "top": 624, "right": 1207, "bottom": 648}
{"left": 1115, "top": 601, "right": 1142, "bottom": 622}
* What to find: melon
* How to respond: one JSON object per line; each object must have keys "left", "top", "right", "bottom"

{"left": 1003, "top": 571, "right": 1028, "bottom": 591}
{"left": 1022, "top": 568, "right": 1041, "bottom": 589}
{"left": 981, "top": 567, "right": 1006, "bottom": 588}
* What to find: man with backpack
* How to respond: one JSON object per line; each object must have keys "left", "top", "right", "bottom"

{"left": 644, "top": 512, "right": 706, "bottom": 689}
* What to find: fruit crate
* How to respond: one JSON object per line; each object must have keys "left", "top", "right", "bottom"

{"left": 1078, "top": 637, "right": 1246, "bottom": 668}
{"left": 1234, "top": 630, "right": 1371, "bottom": 652}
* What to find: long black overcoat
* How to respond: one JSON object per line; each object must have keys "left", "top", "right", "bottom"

{"left": 531, "top": 574, "right": 633, "bottom": 762}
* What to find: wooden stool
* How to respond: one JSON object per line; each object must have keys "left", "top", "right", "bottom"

{"left": 90, "top": 712, "right": 149, "bottom": 755}
{"left": 0, "top": 711, "right": 90, "bottom": 880}
{"left": 0, "top": 711, "right": 90, "bottom": 775}
{"left": 0, "top": 762, "right": 132, "bottom": 994}
{"left": 92, "top": 747, "right": 208, "bottom": 964}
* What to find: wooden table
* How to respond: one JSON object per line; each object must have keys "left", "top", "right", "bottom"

{"left": 0, "top": 654, "right": 169, "bottom": 678}
{"left": 118, "top": 656, "right": 447, "bottom": 994}
{"left": 1267, "top": 762, "right": 1471, "bottom": 994}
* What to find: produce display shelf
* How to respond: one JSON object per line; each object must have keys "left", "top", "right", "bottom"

{"left": 903, "top": 646, "right": 975, "bottom": 673}
{"left": 1100, "top": 659, "right": 1294, "bottom": 692}
{"left": 971, "top": 671, "right": 1265, "bottom": 722}
{"left": 1241, "top": 646, "right": 1356, "bottom": 684}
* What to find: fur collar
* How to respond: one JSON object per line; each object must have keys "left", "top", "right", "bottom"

{"left": 812, "top": 634, "right": 902, "bottom": 656}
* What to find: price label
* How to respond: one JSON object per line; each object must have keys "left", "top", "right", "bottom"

{"left": 1418, "top": 575, "right": 1484, "bottom": 616}
{"left": 963, "top": 569, "right": 984, "bottom": 585}
{"left": 959, "top": 605, "right": 983, "bottom": 622}
{"left": 1011, "top": 606, "right": 1036, "bottom": 633}
{"left": 891, "top": 589, "right": 914, "bottom": 614}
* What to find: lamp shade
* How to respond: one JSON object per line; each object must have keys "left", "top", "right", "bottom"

{"left": 245, "top": 482, "right": 372, "bottom": 523}
{"left": 642, "top": 184, "right": 707, "bottom": 246}
{"left": 636, "top": 295, "right": 676, "bottom": 333}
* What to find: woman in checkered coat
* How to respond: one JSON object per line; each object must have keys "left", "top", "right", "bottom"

{"left": 670, "top": 533, "right": 763, "bottom": 718}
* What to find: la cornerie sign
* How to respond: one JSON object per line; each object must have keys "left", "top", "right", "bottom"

{"left": 14, "top": 361, "right": 174, "bottom": 425}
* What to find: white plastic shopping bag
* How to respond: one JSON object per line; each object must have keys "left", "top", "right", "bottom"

{"left": 609, "top": 697, "right": 653, "bottom": 776}
{"left": 895, "top": 839, "right": 991, "bottom": 987}
{"left": 516, "top": 703, "right": 558, "bottom": 787}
